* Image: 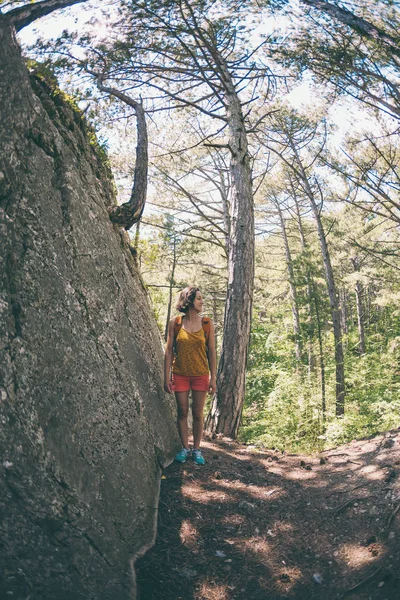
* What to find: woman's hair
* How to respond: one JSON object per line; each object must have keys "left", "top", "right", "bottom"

{"left": 176, "top": 286, "right": 200, "bottom": 313}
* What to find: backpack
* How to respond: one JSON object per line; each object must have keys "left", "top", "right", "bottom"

{"left": 173, "top": 315, "right": 211, "bottom": 354}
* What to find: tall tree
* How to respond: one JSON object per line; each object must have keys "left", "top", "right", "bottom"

{"left": 259, "top": 110, "right": 346, "bottom": 415}
{"left": 114, "top": 0, "right": 270, "bottom": 437}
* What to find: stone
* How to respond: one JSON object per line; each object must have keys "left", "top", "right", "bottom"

{"left": 0, "top": 21, "right": 179, "bottom": 600}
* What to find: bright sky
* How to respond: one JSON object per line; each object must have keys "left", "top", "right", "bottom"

{"left": 18, "top": 0, "right": 364, "bottom": 139}
{"left": 17, "top": 0, "right": 388, "bottom": 215}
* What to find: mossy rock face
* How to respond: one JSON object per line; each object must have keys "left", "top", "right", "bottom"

{"left": 0, "top": 22, "right": 179, "bottom": 600}
{"left": 27, "top": 62, "right": 114, "bottom": 188}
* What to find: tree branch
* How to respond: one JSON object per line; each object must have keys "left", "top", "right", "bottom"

{"left": 5, "top": 0, "right": 88, "bottom": 31}
{"left": 301, "top": 0, "right": 400, "bottom": 59}
{"left": 96, "top": 79, "right": 148, "bottom": 230}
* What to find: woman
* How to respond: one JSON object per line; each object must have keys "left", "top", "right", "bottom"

{"left": 164, "top": 286, "right": 217, "bottom": 465}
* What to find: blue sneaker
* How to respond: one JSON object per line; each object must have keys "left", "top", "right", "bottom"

{"left": 192, "top": 449, "right": 205, "bottom": 465}
{"left": 175, "top": 448, "right": 191, "bottom": 463}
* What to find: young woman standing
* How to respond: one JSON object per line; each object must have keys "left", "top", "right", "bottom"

{"left": 164, "top": 286, "right": 217, "bottom": 465}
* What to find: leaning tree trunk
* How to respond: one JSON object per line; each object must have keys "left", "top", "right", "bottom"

{"left": 205, "top": 77, "right": 254, "bottom": 438}
{"left": 293, "top": 193, "right": 316, "bottom": 376}
{"left": 308, "top": 197, "right": 345, "bottom": 415}
{"left": 276, "top": 200, "right": 302, "bottom": 363}
{"left": 291, "top": 145, "right": 345, "bottom": 415}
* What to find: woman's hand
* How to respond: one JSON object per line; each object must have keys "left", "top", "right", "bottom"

{"left": 208, "top": 377, "right": 216, "bottom": 394}
{"left": 164, "top": 380, "right": 174, "bottom": 394}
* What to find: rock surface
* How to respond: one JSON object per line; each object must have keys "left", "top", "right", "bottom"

{"left": 0, "top": 22, "right": 179, "bottom": 600}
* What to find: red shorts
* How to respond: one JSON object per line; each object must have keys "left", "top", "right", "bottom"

{"left": 172, "top": 373, "right": 209, "bottom": 392}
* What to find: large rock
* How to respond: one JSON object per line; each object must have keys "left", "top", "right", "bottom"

{"left": 0, "top": 22, "right": 179, "bottom": 600}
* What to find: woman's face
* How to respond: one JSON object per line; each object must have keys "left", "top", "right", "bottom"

{"left": 193, "top": 291, "right": 204, "bottom": 313}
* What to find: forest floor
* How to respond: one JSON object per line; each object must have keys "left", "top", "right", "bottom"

{"left": 136, "top": 428, "right": 400, "bottom": 600}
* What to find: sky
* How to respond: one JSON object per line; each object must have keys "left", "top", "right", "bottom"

{"left": 16, "top": 0, "right": 388, "bottom": 223}
{"left": 18, "top": 0, "right": 369, "bottom": 138}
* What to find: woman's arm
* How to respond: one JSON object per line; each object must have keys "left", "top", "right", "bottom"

{"left": 164, "top": 319, "right": 175, "bottom": 394}
{"left": 207, "top": 320, "right": 217, "bottom": 394}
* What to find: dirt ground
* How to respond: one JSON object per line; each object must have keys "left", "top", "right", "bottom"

{"left": 136, "top": 428, "right": 400, "bottom": 600}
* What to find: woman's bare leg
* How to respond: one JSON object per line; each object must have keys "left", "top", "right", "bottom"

{"left": 175, "top": 391, "right": 190, "bottom": 448}
{"left": 192, "top": 390, "right": 207, "bottom": 449}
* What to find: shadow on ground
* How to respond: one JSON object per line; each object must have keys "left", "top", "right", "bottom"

{"left": 136, "top": 430, "right": 400, "bottom": 600}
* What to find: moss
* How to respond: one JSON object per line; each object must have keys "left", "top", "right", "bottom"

{"left": 26, "top": 60, "right": 116, "bottom": 202}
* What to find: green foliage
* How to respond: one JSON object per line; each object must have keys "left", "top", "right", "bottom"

{"left": 240, "top": 280, "right": 400, "bottom": 453}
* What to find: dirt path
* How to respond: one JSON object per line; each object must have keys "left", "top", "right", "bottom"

{"left": 136, "top": 429, "right": 400, "bottom": 600}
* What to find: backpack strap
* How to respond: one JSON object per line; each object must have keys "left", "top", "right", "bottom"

{"left": 173, "top": 315, "right": 182, "bottom": 355}
{"left": 174, "top": 315, "right": 210, "bottom": 346}
{"left": 174, "top": 314, "right": 183, "bottom": 340}
{"left": 202, "top": 317, "right": 211, "bottom": 347}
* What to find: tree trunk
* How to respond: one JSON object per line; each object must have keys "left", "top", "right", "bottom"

{"left": 351, "top": 258, "right": 366, "bottom": 355}
{"left": 355, "top": 280, "right": 366, "bottom": 354}
{"left": 95, "top": 83, "right": 148, "bottom": 231}
{"left": 212, "top": 293, "right": 219, "bottom": 356}
{"left": 293, "top": 191, "right": 316, "bottom": 376}
{"left": 310, "top": 201, "right": 345, "bottom": 415}
{"left": 276, "top": 201, "right": 302, "bottom": 363}
{"left": 291, "top": 145, "right": 345, "bottom": 415}
{"left": 164, "top": 237, "right": 177, "bottom": 341}
{"left": 312, "top": 280, "right": 326, "bottom": 425}
{"left": 205, "top": 74, "right": 254, "bottom": 438}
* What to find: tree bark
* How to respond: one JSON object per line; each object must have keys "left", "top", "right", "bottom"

{"left": 212, "top": 293, "right": 219, "bottom": 357}
{"left": 96, "top": 82, "right": 148, "bottom": 231}
{"left": 205, "top": 67, "right": 254, "bottom": 438}
{"left": 4, "top": 0, "right": 88, "bottom": 31}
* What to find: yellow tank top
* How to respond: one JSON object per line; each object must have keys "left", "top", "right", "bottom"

{"left": 172, "top": 326, "right": 209, "bottom": 376}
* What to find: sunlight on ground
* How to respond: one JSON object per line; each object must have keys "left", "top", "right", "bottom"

{"left": 221, "top": 514, "right": 247, "bottom": 526}
{"left": 269, "top": 465, "right": 318, "bottom": 481}
{"left": 240, "top": 535, "right": 275, "bottom": 555}
{"left": 358, "top": 464, "right": 386, "bottom": 480}
{"left": 216, "top": 479, "right": 285, "bottom": 501}
{"left": 181, "top": 484, "right": 232, "bottom": 504}
{"left": 195, "top": 580, "right": 230, "bottom": 600}
{"left": 337, "top": 541, "right": 386, "bottom": 569}
{"left": 270, "top": 566, "right": 304, "bottom": 594}
{"left": 180, "top": 519, "right": 200, "bottom": 550}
